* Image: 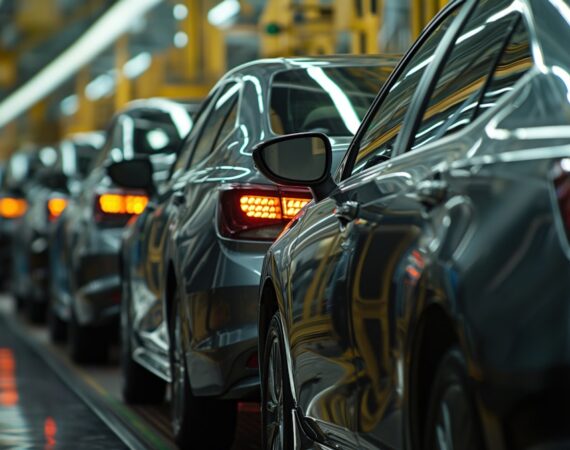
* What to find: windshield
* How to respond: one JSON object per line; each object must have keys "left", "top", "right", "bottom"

{"left": 270, "top": 65, "right": 390, "bottom": 137}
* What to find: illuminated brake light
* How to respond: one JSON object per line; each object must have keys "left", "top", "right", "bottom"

{"left": 47, "top": 198, "right": 67, "bottom": 221}
{"left": 219, "top": 184, "right": 312, "bottom": 240}
{"left": 0, "top": 198, "right": 27, "bottom": 219}
{"left": 239, "top": 195, "right": 282, "bottom": 220}
{"left": 282, "top": 197, "right": 310, "bottom": 219}
{"left": 98, "top": 194, "right": 148, "bottom": 215}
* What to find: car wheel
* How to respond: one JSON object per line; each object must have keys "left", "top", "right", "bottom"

{"left": 262, "top": 312, "right": 294, "bottom": 450}
{"left": 121, "top": 296, "right": 166, "bottom": 404}
{"left": 47, "top": 303, "right": 67, "bottom": 343}
{"left": 424, "top": 347, "right": 485, "bottom": 450}
{"left": 169, "top": 288, "right": 237, "bottom": 449}
{"left": 68, "top": 314, "right": 109, "bottom": 364}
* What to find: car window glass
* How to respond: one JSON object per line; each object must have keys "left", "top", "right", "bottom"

{"left": 270, "top": 65, "right": 392, "bottom": 136}
{"left": 89, "top": 120, "right": 119, "bottom": 172}
{"left": 353, "top": 6, "right": 460, "bottom": 175}
{"left": 476, "top": 19, "right": 532, "bottom": 117}
{"left": 215, "top": 100, "right": 238, "bottom": 148}
{"left": 168, "top": 93, "right": 217, "bottom": 181}
{"left": 190, "top": 83, "right": 240, "bottom": 166}
{"left": 411, "top": 0, "right": 522, "bottom": 150}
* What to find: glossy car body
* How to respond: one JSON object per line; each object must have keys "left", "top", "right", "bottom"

{"left": 119, "top": 56, "right": 397, "bottom": 446}
{"left": 55, "top": 99, "right": 194, "bottom": 361}
{"left": 12, "top": 134, "right": 104, "bottom": 322}
{"left": 257, "top": 0, "right": 570, "bottom": 449}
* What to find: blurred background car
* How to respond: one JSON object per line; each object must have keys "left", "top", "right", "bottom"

{"left": 52, "top": 98, "right": 196, "bottom": 364}
{"left": 113, "top": 55, "right": 398, "bottom": 450}
{"left": 11, "top": 133, "right": 105, "bottom": 323}
{"left": 0, "top": 148, "right": 42, "bottom": 294}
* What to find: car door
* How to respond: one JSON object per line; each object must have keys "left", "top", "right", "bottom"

{"left": 133, "top": 93, "right": 222, "bottom": 366}
{"left": 284, "top": 3, "right": 466, "bottom": 448}
{"left": 340, "top": 1, "right": 533, "bottom": 448}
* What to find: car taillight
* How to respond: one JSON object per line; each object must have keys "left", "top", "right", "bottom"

{"left": 47, "top": 198, "right": 67, "bottom": 222}
{"left": 218, "top": 184, "right": 311, "bottom": 241}
{"left": 0, "top": 198, "right": 27, "bottom": 219}
{"left": 94, "top": 192, "right": 148, "bottom": 225}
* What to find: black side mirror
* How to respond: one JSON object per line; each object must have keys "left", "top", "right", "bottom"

{"left": 107, "top": 157, "right": 154, "bottom": 193}
{"left": 252, "top": 132, "right": 337, "bottom": 201}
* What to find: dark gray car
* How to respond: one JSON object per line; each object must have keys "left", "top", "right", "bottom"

{"left": 254, "top": 0, "right": 570, "bottom": 448}
{"left": 58, "top": 99, "right": 195, "bottom": 363}
{"left": 112, "top": 56, "right": 398, "bottom": 449}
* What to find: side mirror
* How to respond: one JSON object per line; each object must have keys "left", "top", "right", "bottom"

{"left": 107, "top": 158, "right": 154, "bottom": 193}
{"left": 252, "top": 132, "right": 337, "bottom": 201}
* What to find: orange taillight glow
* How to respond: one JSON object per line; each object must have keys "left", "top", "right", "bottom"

{"left": 281, "top": 197, "right": 310, "bottom": 219}
{"left": 48, "top": 198, "right": 67, "bottom": 220}
{"left": 239, "top": 195, "right": 310, "bottom": 220}
{"left": 98, "top": 194, "right": 148, "bottom": 215}
{"left": 239, "top": 195, "right": 283, "bottom": 219}
{"left": 0, "top": 348, "right": 18, "bottom": 407}
{"left": 0, "top": 198, "right": 27, "bottom": 219}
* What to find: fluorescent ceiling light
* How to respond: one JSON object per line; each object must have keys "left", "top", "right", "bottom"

{"left": 123, "top": 52, "right": 152, "bottom": 79}
{"left": 0, "top": 0, "right": 162, "bottom": 129}
{"left": 208, "top": 0, "right": 240, "bottom": 27}
{"left": 85, "top": 72, "right": 116, "bottom": 101}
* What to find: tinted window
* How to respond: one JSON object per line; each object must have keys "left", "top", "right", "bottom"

{"left": 270, "top": 66, "right": 392, "bottom": 136}
{"left": 353, "top": 6, "right": 460, "bottom": 174}
{"left": 412, "top": 0, "right": 523, "bottom": 149}
{"left": 476, "top": 19, "right": 532, "bottom": 116}
{"left": 190, "top": 83, "right": 240, "bottom": 166}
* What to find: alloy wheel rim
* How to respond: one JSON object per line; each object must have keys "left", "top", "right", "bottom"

{"left": 265, "top": 336, "right": 285, "bottom": 450}
{"left": 171, "top": 308, "right": 185, "bottom": 434}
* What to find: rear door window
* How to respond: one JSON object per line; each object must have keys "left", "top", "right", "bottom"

{"left": 411, "top": 0, "right": 529, "bottom": 150}
{"left": 476, "top": 18, "right": 532, "bottom": 116}
{"left": 351, "top": 5, "right": 461, "bottom": 175}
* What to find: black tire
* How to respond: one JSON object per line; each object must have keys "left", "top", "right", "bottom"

{"left": 424, "top": 347, "right": 486, "bottom": 450}
{"left": 169, "top": 288, "right": 237, "bottom": 449}
{"left": 121, "top": 295, "right": 166, "bottom": 404}
{"left": 261, "top": 312, "right": 294, "bottom": 450}
{"left": 68, "top": 314, "right": 109, "bottom": 364}
{"left": 47, "top": 304, "right": 67, "bottom": 343}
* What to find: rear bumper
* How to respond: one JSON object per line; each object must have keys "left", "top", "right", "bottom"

{"left": 184, "top": 285, "right": 260, "bottom": 400}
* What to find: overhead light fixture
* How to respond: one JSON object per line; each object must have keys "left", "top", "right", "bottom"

{"left": 208, "top": 0, "right": 240, "bottom": 28}
{"left": 60, "top": 95, "right": 79, "bottom": 116}
{"left": 123, "top": 52, "right": 152, "bottom": 79}
{"left": 173, "top": 4, "right": 188, "bottom": 20}
{"left": 85, "top": 72, "right": 116, "bottom": 101}
{"left": 0, "top": 0, "right": 162, "bottom": 128}
{"left": 174, "top": 31, "right": 189, "bottom": 48}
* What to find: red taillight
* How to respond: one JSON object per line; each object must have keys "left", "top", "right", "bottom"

{"left": 218, "top": 184, "right": 311, "bottom": 241}
{"left": 0, "top": 197, "right": 27, "bottom": 219}
{"left": 47, "top": 198, "right": 67, "bottom": 222}
{"left": 94, "top": 191, "right": 148, "bottom": 225}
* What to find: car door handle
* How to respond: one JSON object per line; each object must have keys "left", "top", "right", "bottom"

{"left": 413, "top": 179, "right": 448, "bottom": 207}
{"left": 172, "top": 192, "right": 185, "bottom": 206}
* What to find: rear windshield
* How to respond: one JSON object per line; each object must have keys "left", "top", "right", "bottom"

{"left": 270, "top": 66, "right": 390, "bottom": 137}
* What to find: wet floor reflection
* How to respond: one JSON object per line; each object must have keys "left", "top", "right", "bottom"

{"left": 0, "top": 317, "right": 127, "bottom": 449}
